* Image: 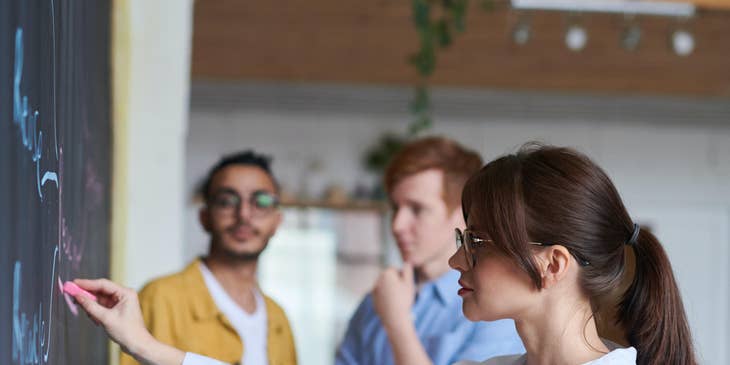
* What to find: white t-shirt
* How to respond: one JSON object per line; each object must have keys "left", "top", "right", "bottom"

{"left": 199, "top": 263, "right": 268, "bottom": 365}
{"left": 454, "top": 345, "right": 637, "bottom": 365}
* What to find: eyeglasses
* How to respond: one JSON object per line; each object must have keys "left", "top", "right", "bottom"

{"left": 455, "top": 228, "right": 590, "bottom": 269}
{"left": 208, "top": 189, "right": 279, "bottom": 218}
{"left": 455, "top": 228, "right": 488, "bottom": 269}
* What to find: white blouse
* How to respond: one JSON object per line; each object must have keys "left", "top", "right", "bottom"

{"left": 454, "top": 346, "right": 637, "bottom": 365}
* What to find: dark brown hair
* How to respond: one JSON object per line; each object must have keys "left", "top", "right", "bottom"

{"left": 462, "top": 143, "right": 696, "bottom": 365}
{"left": 198, "top": 150, "right": 278, "bottom": 200}
{"left": 385, "top": 136, "right": 482, "bottom": 211}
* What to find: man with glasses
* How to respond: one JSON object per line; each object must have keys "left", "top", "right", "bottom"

{"left": 121, "top": 151, "right": 297, "bottom": 365}
{"left": 336, "top": 137, "right": 523, "bottom": 365}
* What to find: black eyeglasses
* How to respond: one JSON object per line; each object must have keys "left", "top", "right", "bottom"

{"left": 209, "top": 189, "right": 279, "bottom": 218}
{"left": 455, "top": 228, "right": 590, "bottom": 269}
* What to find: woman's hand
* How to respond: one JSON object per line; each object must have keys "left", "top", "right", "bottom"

{"left": 72, "top": 278, "right": 185, "bottom": 365}
{"left": 72, "top": 279, "right": 151, "bottom": 355}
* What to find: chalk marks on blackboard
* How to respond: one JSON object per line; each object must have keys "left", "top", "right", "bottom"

{"left": 11, "top": 22, "right": 66, "bottom": 362}
{"left": 7, "top": 3, "right": 108, "bottom": 363}
{"left": 12, "top": 246, "right": 59, "bottom": 365}
{"left": 59, "top": 216, "right": 84, "bottom": 270}
{"left": 56, "top": 147, "right": 87, "bottom": 271}
{"left": 51, "top": 0, "right": 58, "bottom": 160}
{"left": 41, "top": 172, "right": 59, "bottom": 189}
{"left": 13, "top": 24, "right": 88, "bottom": 310}
{"left": 12, "top": 27, "right": 59, "bottom": 201}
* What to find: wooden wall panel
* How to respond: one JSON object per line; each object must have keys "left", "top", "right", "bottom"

{"left": 192, "top": 0, "right": 730, "bottom": 96}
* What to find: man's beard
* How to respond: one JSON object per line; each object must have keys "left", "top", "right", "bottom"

{"left": 219, "top": 244, "right": 265, "bottom": 262}
{"left": 210, "top": 231, "right": 268, "bottom": 262}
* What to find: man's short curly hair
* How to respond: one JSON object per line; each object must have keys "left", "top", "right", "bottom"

{"left": 384, "top": 136, "right": 482, "bottom": 211}
{"left": 198, "top": 150, "right": 279, "bottom": 200}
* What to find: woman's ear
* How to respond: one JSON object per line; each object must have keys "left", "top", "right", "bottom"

{"left": 535, "top": 245, "right": 572, "bottom": 289}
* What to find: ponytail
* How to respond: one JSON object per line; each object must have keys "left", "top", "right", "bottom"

{"left": 618, "top": 228, "right": 697, "bottom": 365}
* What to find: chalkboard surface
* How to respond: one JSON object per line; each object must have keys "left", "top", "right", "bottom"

{"left": 1, "top": 1, "right": 111, "bottom": 364}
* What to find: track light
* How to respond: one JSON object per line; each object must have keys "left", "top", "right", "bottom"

{"left": 507, "top": 0, "right": 696, "bottom": 56}
{"left": 671, "top": 29, "right": 694, "bottom": 56}
{"left": 512, "top": 0, "right": 695, "bottom": 17}
{"left": 565, "top": 24, "right": 587, "bottom": 51}
{"left": 512, "top": 19, "right": 531, "bottom": 45}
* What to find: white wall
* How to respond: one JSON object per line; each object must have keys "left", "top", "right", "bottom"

{"left": 113, "top": 0, "right": 193, "bottom": 290}
{"left": 186, "top": 82, "right": 730, "bottom": 364}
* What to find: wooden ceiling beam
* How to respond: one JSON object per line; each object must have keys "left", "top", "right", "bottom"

{"left": 192, "top": 0, "right": 730, "bottom": 97}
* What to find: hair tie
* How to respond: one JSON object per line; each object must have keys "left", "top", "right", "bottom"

{"left": 626, "top": 223, "right": 640, "bottom": 246}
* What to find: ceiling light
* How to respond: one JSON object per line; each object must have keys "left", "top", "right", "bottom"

{"left": 565, "top": 24, "right": 587, "bottom": 51}
{"left": 671, "top": 29, "right": 694, "bottom": 56}
{"left": 512, "top": 20, "right": 531, "bottom": 45}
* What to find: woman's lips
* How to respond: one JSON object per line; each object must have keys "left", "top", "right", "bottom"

{"left": 458, "top": 280, "right": 474, "bottom": 296}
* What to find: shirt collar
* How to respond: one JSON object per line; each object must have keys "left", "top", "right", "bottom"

{"left": 422, "top": 269, "right": 461, "bottom": 306}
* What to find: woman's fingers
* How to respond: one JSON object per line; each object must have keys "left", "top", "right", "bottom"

{"left": 74, "top": 278, "right": 124, "bottom": 296}
{"left": 98, "top": 295, "right": 116, "bottom": 308}
{"left": 70, "top": 277, "right": 151, "bottom": 356}
{"left": 74, "top": 293, "right": 108, "bottom": 325}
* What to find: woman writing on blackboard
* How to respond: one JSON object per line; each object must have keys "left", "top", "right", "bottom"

{"left": 72, "top": 144, "right": 697, "bottom": 365}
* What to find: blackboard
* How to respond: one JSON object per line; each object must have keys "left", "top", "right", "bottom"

{"left": 1, "top": 1, "right": 111, "bottom": 364}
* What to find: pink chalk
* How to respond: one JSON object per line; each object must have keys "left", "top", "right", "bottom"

{"left": 63, "top": 281, "right": 98, "bottom": 302}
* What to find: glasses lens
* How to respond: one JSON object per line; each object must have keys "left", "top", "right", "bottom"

{"left": 456, "top": 229, "right": 476, "bottom": 268}
{"left": 212, "top": 193, "right": 240, "bottom": 209}
{"left": 253, "top": 191, "right": 277, "bottom": 209}
{"left": 464, "top": 231, "right": 474, "bottom": 268}
{"left": 455, "top": 228, "right": 472, "bottom": 267}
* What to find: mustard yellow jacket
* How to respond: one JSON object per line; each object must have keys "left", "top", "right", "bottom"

{"left": 120, "top": 260, "right": 297, "bottom": 365}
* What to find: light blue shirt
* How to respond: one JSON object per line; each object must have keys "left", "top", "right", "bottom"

{"left": 335, "top": 269, "right": 525, "bottom": 365}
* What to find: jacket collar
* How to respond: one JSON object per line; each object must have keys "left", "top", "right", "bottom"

{"left": 183, "top": 258, "right": 288, "bottom": 341}
{"left": 181, "top": 258, "right": 222, "bottom": 322}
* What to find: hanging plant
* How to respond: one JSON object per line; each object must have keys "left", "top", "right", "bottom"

{"left": 409, "top": 0, "right": 495, "bottom": 128}
{"left": 363, "top": 132, "right": 408, "bottom": 174}
{"left": 360, "top": 1, "right": 494, "bottom": 199}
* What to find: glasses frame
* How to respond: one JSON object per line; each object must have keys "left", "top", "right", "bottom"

{"left": 208, "top": 189, "right": 280, "bottom": 218}
{"left": 455, "top": 228, "right": 590, "bottom": 268}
